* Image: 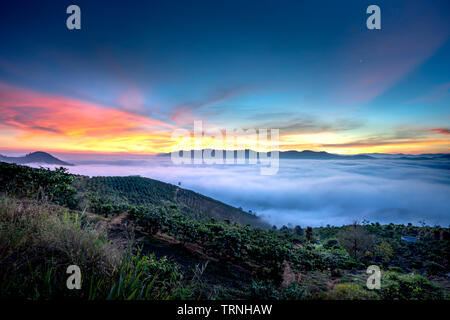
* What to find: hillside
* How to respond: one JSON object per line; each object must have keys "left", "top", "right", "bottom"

{"left": 74, "top": 175, "right": 267, "bottom": 228}
{"left": 0, "top": 151, "right": 72, "bottom": 166}
{"left": 0, "top": 161, "right": 449, "bottom": 300}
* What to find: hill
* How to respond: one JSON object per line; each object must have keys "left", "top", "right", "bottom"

{"left": 0, "top": 159, "right": 266, "bottom": 228}
{"left": 0, "top": 151, "right": 72, "bottom": 166}
{"left": 74, "top": 175, "right": 268, "bottom": 228}
{"left": 0, "top": 160, "right": 448, "bottom": 300}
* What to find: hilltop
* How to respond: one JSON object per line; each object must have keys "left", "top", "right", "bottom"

{"left": 0, "top": 151, "right": 73, "bottom": 166}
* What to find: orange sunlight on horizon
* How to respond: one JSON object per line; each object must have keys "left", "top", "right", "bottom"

{"left": 1, "top": 83, "right": 449, "bottom": 156}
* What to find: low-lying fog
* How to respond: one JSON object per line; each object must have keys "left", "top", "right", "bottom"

{"left": 29, "top": 157, "right": 450, "bottom": 227}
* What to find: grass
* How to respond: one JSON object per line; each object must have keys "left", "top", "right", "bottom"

{"left": 0, "top": 196, "right": 186, "bottom": 300}
{"left": 0, "top": 194, "right": 447, "bottom": 300}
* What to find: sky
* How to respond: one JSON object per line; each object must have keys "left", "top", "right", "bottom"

{"left": 0, "top": 0, "right": 449, "bottom": 155}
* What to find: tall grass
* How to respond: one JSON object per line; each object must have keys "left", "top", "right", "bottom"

{"left": 0, "top": 196, "right": 185, "bottom": 300}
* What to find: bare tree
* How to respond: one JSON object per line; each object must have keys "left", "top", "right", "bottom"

{"left": 337, "top": 221, "right": 375, "bottom": 259}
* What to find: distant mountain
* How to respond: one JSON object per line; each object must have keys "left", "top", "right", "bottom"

{"left": 158, "top": 149, "right": 375, "bottom": 160}
{"left": 363, "top": 153, "right": 450, "bottom": 160}
{"left": 160, "top": 149, "right": 450, "bottom": 161}
{"left": 0, "top": 151, "right": 73, "bottom": 166}
{"left": 279, "top": 150, "right": 374, "bottom": 160}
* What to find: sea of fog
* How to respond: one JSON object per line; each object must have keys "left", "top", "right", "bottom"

{"left": 30, "top": 158, "right": 450, "bottom": 227}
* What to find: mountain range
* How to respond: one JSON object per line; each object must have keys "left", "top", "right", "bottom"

{"left": 158, "top": 149, "right": 450, "bottom": 160}
{"left": 1, "top": 150, "right": 449, "bottom": 167}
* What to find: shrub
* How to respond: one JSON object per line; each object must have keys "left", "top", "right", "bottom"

{"left": 388, "top": 266, "right": 405, "bottom": 273}
{"left": 324, "top": 283, "right": 380, "bottom": 300}
{"left": 381, "top": 272, "right": 444, "bottom": 300}
{"left": 323, "top": 238, "right": 339, "bottom": 249}
{"left": 0, "top": 196, "right": 183, "bottom": 300}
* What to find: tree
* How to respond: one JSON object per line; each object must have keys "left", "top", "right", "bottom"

{"left": 305, "top": 227, "right": 314, "bottom": 242}
{"left": 374, "top": 241, "right": 393, "bottom": 263}
{"left": 293, "top": 225, "right": 304, "bottom": 238}
{"left": 337, "top": 222, "right": 374, "bottom": 259}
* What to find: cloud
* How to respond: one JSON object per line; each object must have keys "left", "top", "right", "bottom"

{"left": 40, "top": 157, "right": 450, "bottom": 227}
{"left": 425, "top": 128, "right": 450, "bottom": 135}
{"left": 254, "top": 114, "right": 363, "bottom": 134}
{"left": 171, "top": 86, "right": 250, "bottom": 125}
{"left": 319, "top": 127, "right": 450, "bottom": 153}
{"left": 0, "top": 82, "right": 177, "bottom": 153}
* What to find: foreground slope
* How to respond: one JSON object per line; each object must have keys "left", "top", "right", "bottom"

{"left": 74, "top": 175, "right": 268, "bottom": 228}
{"left": 0, "top": 161, "right": 448, "bottom": 300}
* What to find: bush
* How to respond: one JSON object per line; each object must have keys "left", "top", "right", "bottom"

{"left": 0, "top": 162, "right": 76, "bottom": 208}
{"left": 323, "top": 238, "right": 339, "bottom": 249}
{"left": 388, "top": 266, "right": 405, "bottom": 273}
{"left": 381, "top": 272, "right": 444, "bottom": 300}
{"left": 424, "top": 262, "right": 446, "bottom": 276}
{"left": 324, "top": 283, "right": 380, "bottom": 300}
{"left": 0, "top": 196, "right": 183, "bottom": 300}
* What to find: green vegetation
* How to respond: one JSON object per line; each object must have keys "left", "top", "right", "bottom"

{"left": 0, "top": 197, "right": 183, "bottom": 299}
{"left": 0, "top": 161, "right": 76, "bottom": 208}
{"left": 0, "top": 162, "right": 448, "bottom": 300}
{"left": 73, "top": 175, "right": 267, "bottom": 227}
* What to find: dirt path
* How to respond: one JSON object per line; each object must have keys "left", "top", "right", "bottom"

{"left": 281, "top": 260, "right": 302, "bottom": 287}
{"left": 174, "top": 187, "right": 179, "bottom": 202}
{"left": 110, "top": 211, "right": 128, "bottom": 225}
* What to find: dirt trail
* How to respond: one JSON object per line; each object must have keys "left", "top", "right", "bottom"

{"left": 174, "top": 187, "right": 179, "bottom": 202}
{"left": 110, "top": 211, "right": 128, "bottom": 225}
{"left": 281, "top": 260, "right": 302, "bottom": 287}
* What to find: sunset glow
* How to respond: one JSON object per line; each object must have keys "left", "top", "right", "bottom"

{"left": 0, "top": 1, "right": 449, "bottom": 156}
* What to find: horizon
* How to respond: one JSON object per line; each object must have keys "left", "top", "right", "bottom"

{"left": 0, "top": 0, "right": 449, "bottom": 155}
{"left": 1, "top": 148, "right": 449, "bottom": 160}
{"left": 2, "top": 150, "right": 448, "bottom": 227}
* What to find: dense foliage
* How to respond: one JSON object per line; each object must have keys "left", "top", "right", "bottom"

{"left": 0, "top": 162, "right": 448, "bottom": 300}
{"left": 0, "top": 162, "right": 76, "bottom": 208}
{"left": 127, "top": 205, "right": 361, "bottom": 281}
{"left": 73, "top": 175, "right": 266, "bottom": 227}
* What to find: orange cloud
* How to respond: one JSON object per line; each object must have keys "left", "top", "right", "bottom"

{"left": 0, "top": 83, "right": 177, "bottom": 153}
{"left": 1, "top": 82, "right": 448, "bottom": 155}
{"left": 425, "top": 128, "right": 450, "bottom": 135}
{"left": 320, "top": 138, "right": 450, "bottom": 155}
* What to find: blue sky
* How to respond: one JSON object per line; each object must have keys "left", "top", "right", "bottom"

{"left": 0, "top": 0, "right": 449, "bottom": 154}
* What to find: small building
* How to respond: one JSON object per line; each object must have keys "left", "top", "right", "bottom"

{"left": 401, "top": 236, "right": 419, "bottom": 243}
